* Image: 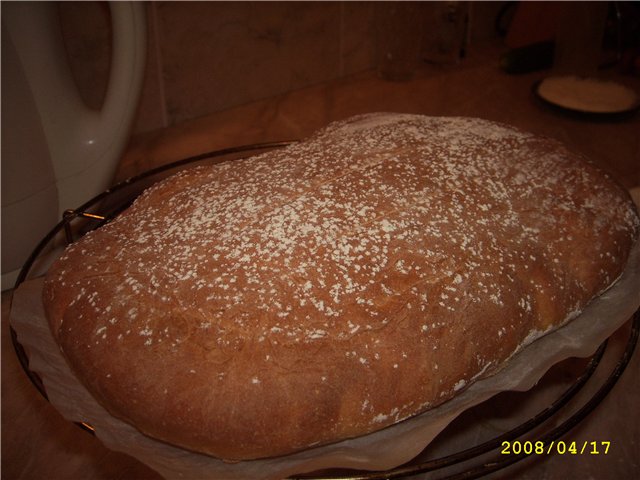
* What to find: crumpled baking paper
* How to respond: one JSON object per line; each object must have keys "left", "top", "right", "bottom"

{"left": 10, "top": 235, "right": 640, "bottom": 480}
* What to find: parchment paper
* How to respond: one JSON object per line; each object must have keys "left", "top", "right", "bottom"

{"left": 10, "top": 237, "right": 640, "bottom": 480}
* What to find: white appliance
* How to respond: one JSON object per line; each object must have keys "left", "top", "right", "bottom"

{"left": 2, "top": 2, "right": 147, "bottom": 290}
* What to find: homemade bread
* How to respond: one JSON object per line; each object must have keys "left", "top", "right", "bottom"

{"left": 43, "top": 114, "right": 640, "bottom": 460}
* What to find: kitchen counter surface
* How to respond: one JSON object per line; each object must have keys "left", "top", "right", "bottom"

{"left": 3, "top": 41, "right": 639, "bottom": 479}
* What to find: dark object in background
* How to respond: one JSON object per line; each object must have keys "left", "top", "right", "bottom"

{"left": 609, "top": 1, "right": 640, "bottom": 75}
{"left": 498, "top": 1, "right": 640, "bottom": 76}
{"left": 500, "top": 40, "right": 555, "bottom": 74}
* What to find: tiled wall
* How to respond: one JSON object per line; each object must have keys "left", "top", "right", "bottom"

{"left": 156, "top": 2, "right": 378, "bottom": 126}
{"left": 59, "top": 1, "right": 504, "bottom": 136}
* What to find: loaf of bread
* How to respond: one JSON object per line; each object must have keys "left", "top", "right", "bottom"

{"left": 43, "top": 114, "right": 639, "bottom": 461}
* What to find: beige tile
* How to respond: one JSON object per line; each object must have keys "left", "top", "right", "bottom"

{"left": 57, "top": 1, "right": 510, "bottom": 135}
{"left": 156, "top": 1, "right": 342, "bottom": 125}
{"left": 340, "top": 1, "right": 376, "bottom": 75}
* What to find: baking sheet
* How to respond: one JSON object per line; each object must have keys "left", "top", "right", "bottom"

{"left": 10, "top": 236, "right": 640, "bottom": 480}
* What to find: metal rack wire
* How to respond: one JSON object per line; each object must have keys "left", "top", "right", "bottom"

{"left": 9, "top": 142, "right": 639, "bottom": 480}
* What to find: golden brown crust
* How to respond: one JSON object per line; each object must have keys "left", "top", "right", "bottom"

{"left": 43, "top": 114, "right": 639, "bottom": 460}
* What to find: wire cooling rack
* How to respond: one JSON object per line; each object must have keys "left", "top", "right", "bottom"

{"left": 9, "top": 142, "right": 639, "bottom": 480}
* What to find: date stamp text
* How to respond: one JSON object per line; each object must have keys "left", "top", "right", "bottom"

{"left": 501, "top": 440, "right": 610, "bottom": 456}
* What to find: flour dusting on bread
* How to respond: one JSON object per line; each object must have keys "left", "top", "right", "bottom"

{"left": 43, "top": 114, "right": 639, "bottom": 460}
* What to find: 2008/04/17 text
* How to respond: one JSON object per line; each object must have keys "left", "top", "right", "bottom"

{"left": 501, "top": 440, "right": 611, "bottom": 455}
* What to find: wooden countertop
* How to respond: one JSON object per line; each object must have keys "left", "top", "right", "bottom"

{"left": 3, "top": 41, "right": 639, "bottom": 479}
